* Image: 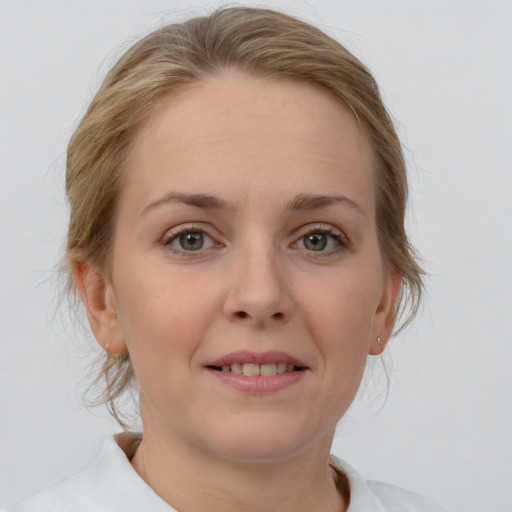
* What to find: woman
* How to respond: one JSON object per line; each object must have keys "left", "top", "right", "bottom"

{"left": 7, "top": 7, "right": 449, "bottom": 512}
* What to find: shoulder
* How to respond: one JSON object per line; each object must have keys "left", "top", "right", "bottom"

{"left": 366, "top": 480, "right": 450, "bottom": 512}
{"left": 330, "top": 456, "right": 450, "bottom": 512}
{"left": 5, "top": 433, "right": 170, "bottom": 512}
{"left": 6, "top": 465, "right": 102, "bottom": 512}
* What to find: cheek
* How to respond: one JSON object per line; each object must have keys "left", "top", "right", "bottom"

{"left": 305, "top": 271, "right": 380, "bottom": 333}
{"left": 299, "top": 269, "right": 381, "bottom": 366}
{"left": 113, "top": 264, "right": 221, "bottom": 364}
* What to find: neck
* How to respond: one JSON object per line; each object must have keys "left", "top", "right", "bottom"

{"left": 130, "top": 424, "right": 347, "bottom": 512}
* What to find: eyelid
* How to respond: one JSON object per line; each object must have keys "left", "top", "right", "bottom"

{"left": 296, "top": 223, "right": 348, "bottom": 239}
{"left": 161, "top": 223, "right": 222, "bottom": 255}
{"left": 160, "top": 222, "right": 349, "bottom": 257}
{"left": 292, "top": 223, "right": 350, "bottom": 251}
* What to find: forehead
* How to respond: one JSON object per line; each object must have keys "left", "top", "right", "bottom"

{"left": 122, "top": 70, "right": 374, "bottom": 210}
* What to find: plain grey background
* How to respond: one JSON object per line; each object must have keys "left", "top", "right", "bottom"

{"left": 1, "top": 1, "right": 511, "bottom": 511}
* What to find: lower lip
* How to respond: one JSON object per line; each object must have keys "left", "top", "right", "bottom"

{"left": 206, "top": 368, "right": 307, "bottom": 394}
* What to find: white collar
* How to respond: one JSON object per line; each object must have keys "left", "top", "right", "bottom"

{"left": 55, "top": 433, "right": 407, "bottom": 512}
{"left": 103, "top": 433, "right": 386, "bottom": 511}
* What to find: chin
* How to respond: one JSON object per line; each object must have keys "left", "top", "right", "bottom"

{"left": 200, "top": 417, "right": 330, "bottom": 463}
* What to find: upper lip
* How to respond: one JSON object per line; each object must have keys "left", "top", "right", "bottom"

{"left": 206, "top": 350, "right": 308, "bottom": 368}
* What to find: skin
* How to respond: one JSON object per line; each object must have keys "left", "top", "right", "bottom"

{"left": 73, "top": 70, "right": 401, "bottom": 512}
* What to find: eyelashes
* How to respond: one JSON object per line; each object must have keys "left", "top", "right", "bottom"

{"left": 166, "top": 230, "right": 215, "bottom": 252}
{"left": 161, "top": 223, "right": 350, "bottom": 258}
{"left": 292, "top": 226, "right": 349, "bottom": 253}
{"left": 161, "top": 224, "right": 217, "bottom": 256}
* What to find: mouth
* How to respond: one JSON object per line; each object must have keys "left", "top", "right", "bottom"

{"left": 205, "top": 351, "right": 309, "bottom": 381}
{"left": 207, "top": 362, "right": 305, "bottom": 377}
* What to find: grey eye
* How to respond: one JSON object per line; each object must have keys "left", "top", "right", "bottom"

{"left": 172, "top": 231, "right": 213, "bottom": 251}
{"left": 303, "top": 233, "right": 328, "bottom": 251}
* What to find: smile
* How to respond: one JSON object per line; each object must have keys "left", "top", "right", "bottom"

{"left": 205, "top": 351, "right": 308, "bottom": 393}
{"left": 210, "top": 363, "right": 300, "bottom": 376}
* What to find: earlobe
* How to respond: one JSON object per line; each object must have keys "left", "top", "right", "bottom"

{"left": 369, "top": 270, "right": 402, "bottom": 355}
{"left": 70, "top": 253, "right": 127, "bottom": 354}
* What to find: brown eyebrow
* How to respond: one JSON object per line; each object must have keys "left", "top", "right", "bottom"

{"left": 286, "top": 193, "right": 364, "bottom": 216}
{"left": 141, "top": 191, "right": 364, "bottom": 217}
{"left": 141, "top": 192, "right": 227, "bottom": 216}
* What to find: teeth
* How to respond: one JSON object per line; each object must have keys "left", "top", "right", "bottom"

{"left": 260, "top": 363, "right": 277, "bottom": 376}
{"left": 277, "top": 363, "right": 288, "bottom": 374}
{"left": 231, "top": 363, "right": 243, "bottom": 374}
{"left": 217, "top": 362, "right": 299, "bottom": 376}
{"left": 242, "top": 363, "right": 260, "bottom": 376}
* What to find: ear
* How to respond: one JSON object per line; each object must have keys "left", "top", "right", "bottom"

{"left": 70, "top": 253, "right": 127, "bottom": 354}
{"left": 368, "top": 270, "right": 402, "bottom": 355}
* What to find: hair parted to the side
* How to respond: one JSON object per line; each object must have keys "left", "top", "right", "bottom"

{"left": 65, "top": 6, "right": 424, "bottom": 426}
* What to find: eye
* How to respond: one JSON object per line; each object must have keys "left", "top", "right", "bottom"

{"left": 164, "top": 228, "right": 215, "bottom": 252}
{"left": 294, "top": 227, "right": 348, "bottom": 253}
{"left": 302, "top": 233, "right": 330, "bottom": 251}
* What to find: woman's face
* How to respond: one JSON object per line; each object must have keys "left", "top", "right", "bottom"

{"left": 90, "top": 70, "right": 399, "bottom": 462}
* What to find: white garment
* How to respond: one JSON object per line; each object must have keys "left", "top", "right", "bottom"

{"left": 6, "top": 435, "right": 449, "bottom": 512}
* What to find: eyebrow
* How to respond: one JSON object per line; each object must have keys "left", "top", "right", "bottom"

{"left": 286, "top": 193, "right": 364, "bottom": 216}
{"left": 141, "top": 191, "right": 364, "bottom": 217}
{"left": 141, "top": 192, "right": 227, "bottom": 216}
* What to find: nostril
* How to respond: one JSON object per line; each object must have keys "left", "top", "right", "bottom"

{"left": 233, "top": 310, "right": 284, "bottom": 321}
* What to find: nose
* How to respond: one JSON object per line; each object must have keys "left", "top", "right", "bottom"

{"left": 223, "top": 243, "right": 293, "bottom": 328}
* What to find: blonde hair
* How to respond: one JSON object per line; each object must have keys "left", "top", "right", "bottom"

{"left": 66, "top": 6, "right": 424, "bottom": 425}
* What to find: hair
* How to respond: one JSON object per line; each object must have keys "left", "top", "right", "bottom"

{"left": 65, "top": 6, "right": 424, "bottom": 426}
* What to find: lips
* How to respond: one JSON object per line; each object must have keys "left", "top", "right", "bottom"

{"left": 205, "top": 351, "right": 308, "bottom": 394}
{"left": 205, "top": 351, "right": 308, "bottom": 378}
{"left": 211, "top": 362, "right": 297, "bottom": 376}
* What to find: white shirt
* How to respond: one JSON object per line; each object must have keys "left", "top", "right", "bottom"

{"left": 6, "top": 435, "right": 450, "bottom": 512}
